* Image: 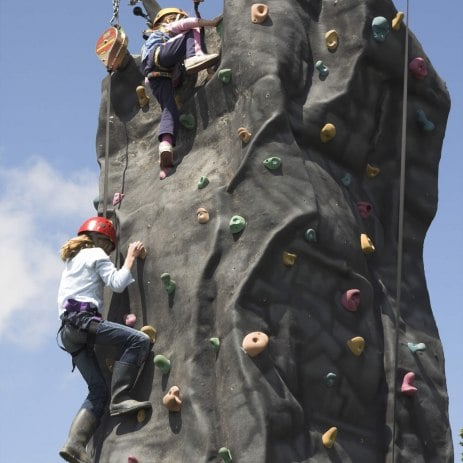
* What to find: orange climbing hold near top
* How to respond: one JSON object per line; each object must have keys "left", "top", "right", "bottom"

{"left": 242, "top": 332, "right": 269, "bottom": 357}
{"left": 322, "top": 426, "right": 338, "bottom": 448}
{"left": 251, "top": 4, "right": 269, "bottom": 24}
{"left": 238, "top": 127, "right": 252, "bottom": 143}
{"left": 325, "top": 30, "right": 339, "bottom": 51}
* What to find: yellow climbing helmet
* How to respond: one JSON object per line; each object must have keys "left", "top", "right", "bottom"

{"left": 152, "top": 7, "right": 188, "bottom": 28}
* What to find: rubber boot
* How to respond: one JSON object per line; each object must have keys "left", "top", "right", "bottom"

{"left": 109, "top": 361, "right": 152, "bottom": 416}
{"left": 59, "top": 408, "right": 99, "bottom": 463}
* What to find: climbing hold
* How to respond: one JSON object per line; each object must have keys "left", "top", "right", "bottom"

{"left": 371, "top": 16, "right": 390, "bottom": 42}
{"left": 112, "top": 192, "right": 124, "bottom": 206}
{"left": 218, "top": 68, "right": 232, "bottom": 84}
{"left": 263, "top": 156, "right": 282, "bottom": 170}
{"left": 237, "top": 127, "right": 252, "bottom": 143}
{"left": 175, "top": 94, "right": 183, "bottom": 108}
{"left": 105, "top": 358, "right": 115, "bottom": 372}
{"left": 324, "top": 372, "right": 337, "bottom": 387}
{"left": 179, "top": 113, "right": 196, "bottom": 129}
{"left": 347, "top": 336, "right": 365, "bottom": 356}
{"left": 409, "top": 57, "right": 428, "bottom": 80}
{"left": 229, "top": 215, "right": 246, "bottom": 234}
{"left": 124, "top": 313, "right": 137, "bottom": 327}
{"left": 136, "top": 409, "right": 146, "bottom": 423}
{"left": 216, "top": 20, "right": 224, "bottom": 38}
{"left": 139, "top": 245, "right": 147, "bottom": 259}
{"left": 141, "top": 325, "right": 157, "bottom": 344}
{"left": 153, "top": 354, "right": 171, "bottom": 374}
{"left": 416, "top": 108, "right": 435, "bottom": 132}
{"left": 93, "top": 195, "right": 99, "bottom": 211}
{"left": 197, "top": 207, "right": 210, "bottom": 224}
{"left": 282, "top": 251, "right": 297, "bottom": 267}
{"left": 401, "top": 371, "right": 417, "bottom": 396}
{"left": 218, "top": 447, "right": 233, "bottom": 463}
{"left": 128, "top": 456, "right": 139, "bottom": 463}
{"left": 197, "top": 176, "right": 209, "bottom": 189}
{"left": 315, "top": 60, "right": 329, "bottom": 78}
{"left": 162, "top": 385, "right": 182, "bottom": 412}
{"left": 251, "top": 3, "right": 269, "bottom": 24}
{"left": 242, "top": 331, "right": 269, "bottom": 357}
{"left": 360, "top": 234, "right": 375, "bottom": 254}
{"left": 341, "top": 289, "right": 361, "bottom": 312}
{"left": 357, "top": 201, "right": 373, "bottom": 218}
{"left": 325, "top": 30, "right": 339, "bottom": 51}
{"left": 305, "top": 228, "right": 317, "bottom": 242}
{"left": 392, "top": 12, "right": 404, "bottom": 30}
{"left": 320, "top": 123, "right": 336, "bottom": 142}
{"left": 160, "top": 272, "right": 176, "bottom": 294}
{"left": 366, "top": 163, "right": 380, "bottom": 178}
{"left": 136, "top": 85, "right": 149, "bottom": 108}
{"left": 407, "top": 342, "right": 426, "bottom": 353}
{"left": 341, "top": 173, "right": 351, "bottom": 186}
{"left": 210, "top": 337, "right": 221, "bottom": 351}
{"left": 322, "top": 427, "right": 338, "bottom": 448}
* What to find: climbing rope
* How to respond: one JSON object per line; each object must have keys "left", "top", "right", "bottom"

{"left": 103, "top": 73, "right": 112, "bottom": 218}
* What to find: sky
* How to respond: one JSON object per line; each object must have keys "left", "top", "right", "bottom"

{"left": 0, "top": 0, "right": 461, "bottom": 461}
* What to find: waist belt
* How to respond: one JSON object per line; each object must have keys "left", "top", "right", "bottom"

{"left": 64, "top": 299, "right": 101, "bottom": 319}
{"left": 146, "top": 70, "right": 173, "bottom": 79}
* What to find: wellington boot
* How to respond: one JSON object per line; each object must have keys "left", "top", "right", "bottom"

{"left": 184, "top": 53, "right": 219, "bottom": 75}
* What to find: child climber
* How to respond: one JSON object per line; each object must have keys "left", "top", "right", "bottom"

{"left": 58, "top": 216, "right": 152, "bottom": 463}
{"left": 140, "top": 7, "right": 223, "bottom": 179}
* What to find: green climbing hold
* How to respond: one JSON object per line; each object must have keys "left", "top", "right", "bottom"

{"left": 229, "top": 215, "right": 246, "bottom": 234}
{"left": 263, "top": 156, "right": 282, "bottom": 170}
{"left": 153, "top": 354, "right": 171, "bottom": 374}
{"left": 209, "top": 337, "right": 221, "bottom": 351}
{"left": 198, "top": 176, "right": 209, "bottom": 189}
{"left": 341, "top": 173, "right": 351, "bottom": 186}
{"left": 407, "top": 342, "right": 426, "bottom": 353}
{"left": 179, "top": 113, "right": 196, "bottom": 129}
{"left": 218, "top": 68, "right": 232, "bottom": 84}
{"left": 304, "top": 228, "right": 317, "bottom": 242}
{"left": 160, "top": 272, "right": 176, "bottom": 294}
{"left": 218, "top": 447, "right": 232, "bottom": 463}
{"left": 324, "top": 372, "right": 337, "bottom": 387}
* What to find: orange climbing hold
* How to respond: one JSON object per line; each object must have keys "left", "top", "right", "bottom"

{"left": 141, "top": 325, "right": 157, "bottom": 344}
{"left": 320, "top": 123, "right": 336, "bottom": 143}
{"left": 197, "top": 207, "right": 210, "bottom": 224}
{"left": 237, "top": 127, "right": 252, "bottom": 143}
{"left": 136, "top": 85, "right": 150, "bottom": 108}
{"left": 325, "top": 30, "right": 339, "bottom": 51}
{"left": 242, "top": 332, "right": 269, "bottom": 357}
{"left": 251, "top": 3, "right": 269, "bottom": 24}
{"left": 347, "top": 336, "right": 365, "bottom": 356}
{"left": 162, "top": 385, "right": 182, "bottom": 411}
{"left": 283, "top": 251, "right": 297, "bottom": 266}
{"left": 360, "top": 234, "right": 375, "bottom": 254}
{"left": 392, "top": 12, "right": 404, "bottom": 30}
{"left": 322, "top": 426, "right": 338, "bottom": 448}
{"left": 366, "top": 163, "right": 380, "bottom": 178}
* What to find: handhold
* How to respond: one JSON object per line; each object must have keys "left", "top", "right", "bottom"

{"left": 324, "top": 372, "right": 337, "bottom": 387}
{"left": 197, "top": 207, "right": 210, "bottom": 224}
{"left": 162, "top": 385, "right": 182, "bottom": 412}
{"left": 136, "top": 85, "right": 149, "bottom": 107}
{"left": 360, "top": 233, "right": 375, "bottom": 254}
{"left": 136, "top": 409, "right": 145, "bottom": 423}
{"left": 366, "top": 163, "right": 380, "bottom": 178}
{"left": 160, "top": 272, "right": 176, "bottom": 294}
{"left": 237, "top": 127, "right": 252, "bottom": 143}
{"left": 197, "top": 176, "right": 209, "bottom": 189}
{"left": 357, "top": 201, "right": 373, "bottom": 218}
{"left": 218, "top": 68, "right": 232, "bottom": 84}
{"left": 409, "top": 57, "right": 428, "bottom": 80}
{"left": 139, "top": 245, "right": 147, "bottom": 259}
{"left": 371, "top": 16, "right": 390, "bottom": 42}
{"left": 210, "top": 337, "right": 221, "bottom": 351}
{"left": 263, "top": 156, "right": 282, "bottom": 170}
{"left": 407, "top": 342, "right": 426, "bottom": 353}
{"left": 392, "top": 11, "right": 404, "bottom": 30}
{"left": 320, "top": 123, "right": 336, "bottom": 142}
{"left": 304, "top": 228, "right": 317, "bottom": 242}
{"left": 401, "top": 371, "right": 417, "bottom": 396}
{"left": 341, "top": 173, "right": 351, "bottom": 186}
{"left": 124, "top": 313, "right": 137, "bottom": 327}
{"left": 416, "top": 108, "right": 435, "bottom": 132}
{"left": 251, "top": 3, "right": 269, "bottom": 24}
{"left": 347, "top": 336, "right": 365, "bottom": 356}
{"left": 112, "top": 192, "right": 124, "bottom": 206}
{"left": 322, "top": 426, "right": 338, "bottom": 448}
{"left": 229, "top": 215, "right": 246, "bottom": 234}
{"left": 218, "top": 447, "right": 232, "bottom": 463}
{"left": 315, "top": 60, "right": 329, "bottom": 78}
{"left": 153, "top": 354, "right": 171, "bottom": 374}
{"left": 141, "top": 325, "right": 157, "bottom": 344}
{"left": 128, "top": 456, "right": 139, "bottom": 463}
{"left": 341, "top": 289, "right": 361, "bottom": 312}
{"left": 179, "top": 113, "right": 196, "bottom": 129}
{"left": 282, "top": 251, "right": 297, "bottom": 267}
{"left": 325, "top": 30, "right": 339, "bottom": 51}
{"left": 242, "top": 331, "right": 269, "bottom": 357}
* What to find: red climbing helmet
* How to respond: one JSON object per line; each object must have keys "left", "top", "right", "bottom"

{"left": 78, "top": 216, "right": 116, "bottom": 248}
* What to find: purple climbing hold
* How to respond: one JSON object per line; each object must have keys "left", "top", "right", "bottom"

{"left": 357, "top": 201, "right": 373, "bottom": 218}
{"left": 112, "top": 192, "right": 124, "bottom": 206}
{"left": 341, "top": 289, "right": 360, "bottom": 312}
{"left": 409, "top": 57, "right": 428, "bottom": 80}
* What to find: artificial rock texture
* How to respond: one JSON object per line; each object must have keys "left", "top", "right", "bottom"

{"left": 91, "top": 0, "right": 452, "bottom": 461}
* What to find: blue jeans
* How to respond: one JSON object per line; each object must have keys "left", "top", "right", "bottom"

{"left": 60, "top": 312, "right": 150, "bottom": 417}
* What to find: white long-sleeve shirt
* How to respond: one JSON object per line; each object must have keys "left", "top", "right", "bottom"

{"left": 57, "top": 247, "right": 134, "bottom": 317}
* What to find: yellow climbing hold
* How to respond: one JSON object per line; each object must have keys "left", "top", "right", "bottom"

{"left": 347, "top": 336, "right": 365, "bottom": 356}
{"left": 197, "top": 207, "right": 210, "bottom": 224}
{"left": 237, "top": 127, "right": 252, "bottom": 143}
{"left": 392, "top": 12, "right": 404, "bottom": 30}
{"left": 137, "top": 409, "right": 146, "bottom": 423}
{"left": 322, "top": 426, "right": 338, "bottom": 448}
{"left": 141, "top": 325, "right": 157, "bottom": 344}
{"left": 366, "top": 163, "right": 380, "bottom": 177}
{"left": 136, "top": 85, "right": 149, "bottom": 108}
{"left": 325, "top": 30, "right": 339, "bottom": 51}
{"left": 360, "top": 233, "right": 375, "bottom": 254}
{"left": 283, "top": 251, "right": 297, "bottom": 266}
{"left": 139, "top": 245, "right": 147, "bottom": 259}
{"left": 162, "top": 385, "right": 182, "bottom": 412}
{"left": 320, "top": 123, "right": 336, "bottom": 143}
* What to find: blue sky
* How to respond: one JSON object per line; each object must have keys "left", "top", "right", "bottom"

{"left": 0, "top": 0, "right": 461, "bottom": 461}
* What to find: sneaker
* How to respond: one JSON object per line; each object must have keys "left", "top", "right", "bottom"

{"left": 159, "top": 141, "right": 173, "bottom": 168}
{"left": 184, "top": 53, "right": 220, "bottom": 75}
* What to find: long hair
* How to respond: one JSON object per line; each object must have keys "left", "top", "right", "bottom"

{"left": 60, "top": 234, "right": 94, "bottom": 261}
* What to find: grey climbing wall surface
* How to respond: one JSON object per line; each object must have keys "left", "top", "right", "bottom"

{"left": 91, "top": 0, "right": 453, "bottom": 461}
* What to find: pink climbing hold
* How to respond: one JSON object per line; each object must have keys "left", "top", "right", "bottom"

{"left": 409, "top": 57, "right": 428, "bottom": 80}
{"left": 401, "top": 371, "right": 417, "bottom": 396}
{"left": 128, "top": 457, "right": 139, "bottom": 463}
{"left": 341, "top": 289, "right": 361, "bottom": 312}
{"left": 112, "top": 192, "right": 125, "bottom": 206}
{"left": 357, "top": 201, "right": 372, "bottom": 218}
{"left": 124, "top": 313, "right": 137, "bottom": 327}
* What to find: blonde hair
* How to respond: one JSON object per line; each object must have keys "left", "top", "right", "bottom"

{"left": 60, "top": 234, "right": 95, "bottom": 261}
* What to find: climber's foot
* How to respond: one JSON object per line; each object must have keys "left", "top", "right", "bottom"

{"left": 184, "top": 53, "right": 219, "bottom": 75}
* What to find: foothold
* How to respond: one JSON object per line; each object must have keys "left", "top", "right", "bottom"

{"left": 341, "top": 289, "right": 361, "bottom": 312}
{"left": 153, "top": 354, "right": 171, "bottom": 374}
{"left": 366, "top": 163, "right": 380, "bottom": 178}
{"left": 320, "top": 123, "right": 336, "bottom": 142}
{"left": 407, "top": 342, "right": 426, "bottom": 353}
{"left": 210, "top": 337, "right": 221, "bottom": 351}
{"left": 93, "top": 195, "right": 99, "bottom": 211}
{"left": 141, "top": 325, "right": 157, "bottom": 344}
{"left": 401, "top": 371, "right": 417, "bottom": 396}
{"left": 315, "top": 60, "right": 329, "bottom": 78}
{"left": 304, "top": 228, "right": 317, "bottom": 242}
{"left": 218, "top": 447, "right": 233, "bottom": 463}
{"left": 325, "top": 30, "right": 339, "bottom": 51}
{"left": 197, "top": 176, "right": 209, "bottom": 189}
{"left": 111, "top": 192, "right": 124, "bottom": 206}
{"left": 242, "top": 331, "right": 269, "bottom": 357}
{"left": 218, "top": 68, "right": 232, "bottom": 84}
{"left": 251, "top": 3, "right": 269, "bottom": 24}
{"left": 347, "top": 336, "right": 365, "bottom": 356}
{"left": 263, "top": 156, "right": 282, "bottom": 170}
{"left": 322, "top": 426, "right": 338, "bottom": 448}
{"left": 341, "top": 173, "right": 351, "bottom": 186}
{"left": 128, "top": 456, "right": 139, "bottom": 463}
{"left": 392, "top": 11, "right": 404, "bottom": 30}
{"left": 179, "top": 113, "right": 196, "bottom": 129}
{"left": 160, "top": 272, "right": 176, "bottom": 294}
{"left": 360, "top": 234, "right": 375, "bottom": 254}
{"left": 371, "top": 16, "right": 390, "bottom": 42}
{"left": 409, "top": 57, "right": 428, "bottom": 80}
{"left": 136, "top": 85, "right": 149, "bottom": 108}
{"left": 229, "top": 215, "right": 246, "bottom": 234}
{"left": 237, "top": 127, "right": 252, "bottom": 143}
{"left": 324, "top": 372, "right": 337, "bottom": 387}
{"left": 357, "top": 201, "right": 373, "bottom": 218}
{"left": 124, "top": 313, "right": 137, "bottom": 327}
{"left": 282, "top": 251, "right": 297, "bottom": 267}
{"left": 416, "top": 108, "right": 435, "bottom": 132}
{"left": 197, "top": 207, "right": 210, "bottom": 224}
{"left": 162, "top": 385, "right": 182, "bottom": 412}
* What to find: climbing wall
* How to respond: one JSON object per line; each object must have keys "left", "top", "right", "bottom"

{"left": 91, "top": 0, "right": 453, "bottom": 461}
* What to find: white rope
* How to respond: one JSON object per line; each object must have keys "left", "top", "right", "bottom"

{"left": 103, "top": 72, "right": 112, "bottom": 218}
